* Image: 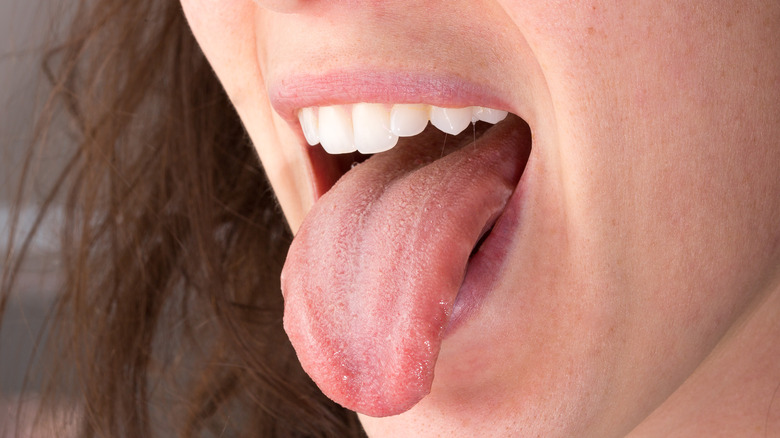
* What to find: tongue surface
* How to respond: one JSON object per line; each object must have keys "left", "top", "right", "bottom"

{"left": 282, "top": 118, "right": 528, "bottom": 417}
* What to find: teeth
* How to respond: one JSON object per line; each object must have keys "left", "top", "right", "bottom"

{"left": 297, "top": 103, "right": 508, "bottom": 155}
{"left": 390, "top": 104, "right": 430, "bottom": 137}
{"left": 319, "top": 105, "right": 356, "bottom": 154}
{"left": 353, "top": 103, "right": 399, "bottom": 154}
{"left": 429, "top": 106, "right": 472, "bottom": 135}
{"left": 299, "top": 107, "right": 319, "bottom": 146}
{"left": 472, "top": 106, "right": 508, "bottom": 124}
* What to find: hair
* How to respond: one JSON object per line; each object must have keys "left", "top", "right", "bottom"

{"left": 1, "top": 1, "right": 365, "bottom": 436}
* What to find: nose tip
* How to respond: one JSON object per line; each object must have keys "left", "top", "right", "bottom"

{"left": 253, "top": 0, "right": 305, "bottom": 13}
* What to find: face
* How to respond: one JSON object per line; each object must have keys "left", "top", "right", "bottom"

{"left": 180, "top": 1, "right": 780, "bottom": 436}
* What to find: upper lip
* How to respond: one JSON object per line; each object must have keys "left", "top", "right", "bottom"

{"left": 268, "top": 69, "right": 515, "bottom": 124}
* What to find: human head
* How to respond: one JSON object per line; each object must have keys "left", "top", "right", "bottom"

{"left": 181, "top": 1, "right": 780, "bottom": 436}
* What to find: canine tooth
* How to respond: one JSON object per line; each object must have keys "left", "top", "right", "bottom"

{"left": 299, "top": 107, "right": 319, "bottom": 145}
{"left": 390, "top": 104, "right": 430, "bottom": 137}
{"left": 430, "top": 106, "right": 472, "bottom": 135}
{"left": 319, "top": 105, "right": 356, "bottom": 154}
{"left": 472, "top": 107, "right": 508, "bottom": 124}
{"left": 353, "top": 103, "right": 399, "bottom": 154}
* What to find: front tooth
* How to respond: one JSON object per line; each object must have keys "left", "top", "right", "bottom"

{"left": 353, "top": 103, "right": 399, "bottom": 154}
{"left": 430, "top": 106, "right": 472, "bottom": 135}
{"left": 299, "top": 107, "right": 319, "bottom": 145}
{"left": 390, "top": 104, "right": 430, "bottom": 137}
{"left": 472, "top": 106, "right": 508, "bottom": 124}
{"left": 318, "top": 105, "right": 356, "bottom": 154}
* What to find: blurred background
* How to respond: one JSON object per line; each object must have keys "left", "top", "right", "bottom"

{"left": 1, "top": 0, "right": 76, "bottom": 435}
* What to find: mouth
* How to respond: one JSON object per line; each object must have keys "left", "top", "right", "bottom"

{"left": 298, "top": 103, "right": 514, "bottom": 198}
{"left": 279, "top": 81, "right": 532, "bottom": 417}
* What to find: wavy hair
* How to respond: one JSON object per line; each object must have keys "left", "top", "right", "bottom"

{"left": 1, "top": 1, "right": 364, "bottom": 436}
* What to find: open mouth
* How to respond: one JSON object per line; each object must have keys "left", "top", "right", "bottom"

{"left": 299, "top": 103, "right": 518, "bottom": 198}
{"left": 281, "top": 101, "right": 532, "bottom": 417}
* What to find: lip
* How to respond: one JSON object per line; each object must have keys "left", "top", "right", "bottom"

{"left": 445, "top": 160, "right": 528, "bottom": 337}
{"left": 268, "top": 69, "right": 519, "bottom": 200}
{"left": 269, "top": 69, "right": 515, "bottom": 123}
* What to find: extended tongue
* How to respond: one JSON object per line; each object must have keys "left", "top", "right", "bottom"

{"left": 281, "top": 116, "right": 528, "bottom": 417}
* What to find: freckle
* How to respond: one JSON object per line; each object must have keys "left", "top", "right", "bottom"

{"left": 587, "top": 26, "right": 595, "bottom": 36}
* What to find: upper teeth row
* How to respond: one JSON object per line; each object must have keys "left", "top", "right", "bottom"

{"left": 298, "top": 103, "right": 508, "bottom": 155}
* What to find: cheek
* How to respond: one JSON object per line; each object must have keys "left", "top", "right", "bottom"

{"left": 502, "top": 0, "right": 780, "bottom": 288}
{"left": 180, "top": 0, "right": 259, "bottom": 103}
{"left": 499, "top": 0, "right": 780, "bottom": 407}
{"left": 181, "top": 0, "right": 315, "bottom": 229}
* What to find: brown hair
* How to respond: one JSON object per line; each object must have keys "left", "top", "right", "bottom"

{"left": 1, "top": 1, "right": 364, "bottom": 436}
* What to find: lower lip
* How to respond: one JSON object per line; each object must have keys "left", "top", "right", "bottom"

{"left": 445, "top": 154, "right": 529, "bottom": 337}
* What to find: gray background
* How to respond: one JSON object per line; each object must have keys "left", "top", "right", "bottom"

{"left": 1, "top": 0, "right": 76, "bottom": 434}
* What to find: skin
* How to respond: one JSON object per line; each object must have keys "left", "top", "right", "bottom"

{"left": 180, "top": 1, "right": 780, "bottom": 436}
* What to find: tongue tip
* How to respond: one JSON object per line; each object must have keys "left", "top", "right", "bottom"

{"left": 346, "top": 396, "right": 428, "bottom": 418}
{"left": 321, "top": 374, "right": 432, "bottom": 418}
{"left": 283, "top": 304, "right": 436, "bottom": 418}
{"left": 293, "top": 352, "right": 433, "bottom": 418}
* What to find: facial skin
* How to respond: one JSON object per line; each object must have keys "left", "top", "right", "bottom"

{"left": 180, "top": 1, "right": 780, "bottom": 436}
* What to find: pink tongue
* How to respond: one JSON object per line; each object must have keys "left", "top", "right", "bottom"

{"left": 282, "top": 118, "right": 528, "bottom": 417}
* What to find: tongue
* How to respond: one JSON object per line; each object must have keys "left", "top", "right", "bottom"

{"left": 281, "top": 117, "right": 529, "bottom": 417}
